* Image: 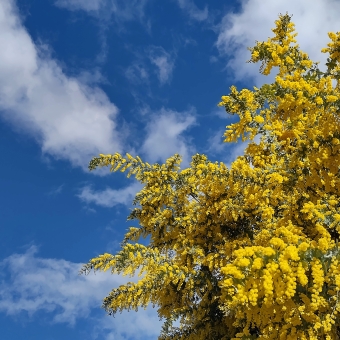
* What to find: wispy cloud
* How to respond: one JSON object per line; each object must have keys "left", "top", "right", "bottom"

{"left": 0, "top": 246, "right": 127, "bottom": 324}
{"left": 93, "top": 303, "right": 163, "bottom": 340}
{"left": 206, "top": 129, "right": 261, "bottom": 168}
{"left": 0, "top": 246, "right": 162, "bottom": 339}
{"left": 47, "top": 184, "right": 64, "bottom": 196}
{"left": 211, "top": 106, "right": 230, "bottom": 120}
{"left": 0, "top": 0, "right": 123, "bottom": 171}
{"left": 54, "top": 0, "right": 103, "bottom": 12}
{"left": 125, "top": 62, "right": 149, "bottom": 85}
{"left": 148, "top": 46, "right": 175, "bottom": 85}
{"left": 141, "top": 107, "right": 196, "bottom": 168}
{"left": 206, "top": 129, "right": 227, "bottom": 155}
{"left": 55, "top": 0, "right": 151, "bottom": 64}
{"left": 77, "top": 182, "right": 142, "bottom": 208}
{"left": 54, "top": 0, "right": 149, "bottom": 22}
{"left": 125, "top": 45, "right": 175, "bottom": 87}
{"left": 224, "top": 136, "right": 260, "bottom": 168}
{"left": 176, "top": 0, "right": 208, "bottom": 22}
{"left": 215, "top": 0, "right": 340, "bottom": 86}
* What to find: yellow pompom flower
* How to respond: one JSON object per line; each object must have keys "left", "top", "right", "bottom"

{"left": 254, "top": 115, "right": 265, "bottom": 124}
{"left": 315, "top": 96, "right": 323, "bottom": 105}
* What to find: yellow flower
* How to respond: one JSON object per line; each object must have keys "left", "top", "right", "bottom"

{"left": 252, "top": 50, "right": 260, "bottom": 58}
{"left": 326, "top": 95, "right": 338, "bottom": 102}
{"left": 286, "top": 56, "right": 294, "bottom": 65}
{"left": 254, "top": 116, "right": 265, "bottom": 124}
{"left": 252, "top": 257, "right": 263, "bottom": 270}
{"left": 237, "top": 258, "right": 251, "bottom": 267}
{"left": 298, "top": 242, "right": 309, "bottom": 252}
{"left": 315, "top": 96, "right": 323, "bottom": 105}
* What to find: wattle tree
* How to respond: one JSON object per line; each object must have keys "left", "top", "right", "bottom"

{"left": 81, "top": 13, "right": 340, "bottom": 339}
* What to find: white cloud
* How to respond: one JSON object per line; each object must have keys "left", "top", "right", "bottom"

{"left": 216, "top": 0, "right": 340, "bottom": 86}
{"left": 78, "top": 182, "right": 143, "bottom": 208}
{"left": 176, "top": 0, "right": 208, "bottom": 21}
{"left": 0, "top": 246, "right": 126, "bottom": 324}
{"left": 93, "top": 304, "right": 163, "bottom": 340}
{"left": 148, "top": 47, "right": 175, "bottom": 85}
{"left": 141, "top": 107, "right": 196, "bottom": 168}
{"left": 0, "top": 246, "right": 162, "bottom": 339}
{"left": 0, "top": 0, "right": 123, "bottom": 171}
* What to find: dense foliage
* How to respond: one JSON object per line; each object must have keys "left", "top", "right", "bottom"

{"left": 81, "top": 14, "right": 340, "bottom": 339}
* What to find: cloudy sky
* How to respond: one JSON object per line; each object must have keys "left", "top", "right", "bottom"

{"left": 1, "top": 0, "right": 340, "bottom": 339}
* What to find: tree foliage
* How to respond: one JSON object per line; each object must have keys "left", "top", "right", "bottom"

{"left": 81, "top": 13, "right": 340, "bottom": 339}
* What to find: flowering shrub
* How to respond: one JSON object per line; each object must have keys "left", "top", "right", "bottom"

{"left": 81, "top": 13, "right": 340, "bottom": 339}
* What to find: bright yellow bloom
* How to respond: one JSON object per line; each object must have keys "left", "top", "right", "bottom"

{"left": 315, "top": 96, "right": 323, "bottom": 105}
{"left": 254, "top": 115, "right": 265, "bottom": 124}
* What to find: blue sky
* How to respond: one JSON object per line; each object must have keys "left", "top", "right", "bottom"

{"left": 1, "top": 0, "right": 340, "bottom": 339}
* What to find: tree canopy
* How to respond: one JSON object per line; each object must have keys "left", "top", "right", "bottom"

{"left": 81, "top": 13, "right": 340, "bottom": 339}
